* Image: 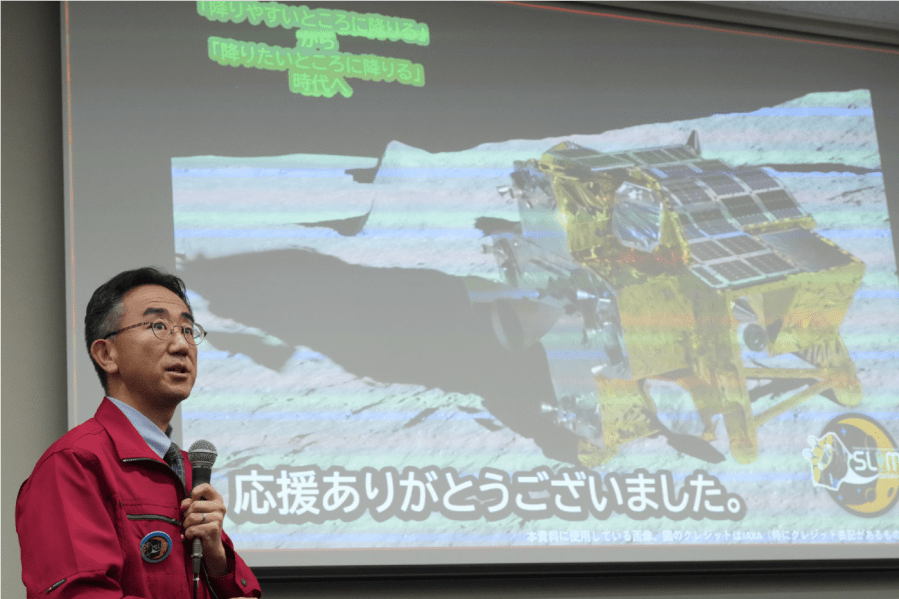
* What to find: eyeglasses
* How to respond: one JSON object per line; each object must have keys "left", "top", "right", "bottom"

{"left": 103, "top": 319, "right": 207, "bottom": 345}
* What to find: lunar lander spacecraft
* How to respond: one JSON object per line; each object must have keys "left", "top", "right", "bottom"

{"left": 478, "top": 132, "right": 864, "bottom": 466}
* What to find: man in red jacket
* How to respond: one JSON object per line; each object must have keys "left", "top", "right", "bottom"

{"left": 16, "top": 267, "right": 261, "bottom": 598}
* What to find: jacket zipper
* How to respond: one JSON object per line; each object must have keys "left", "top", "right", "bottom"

{"left": 119, "top": 460, "right": 197, "bottom": 596}
{"left": 122, "top": 456, "right": 187, "bottom": 495}
{"left": 126, "top": 513, "right": 182, "bottom": 526}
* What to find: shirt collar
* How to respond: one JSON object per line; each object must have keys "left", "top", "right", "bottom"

{"left": 107, "top": 396, "right": 174, "bottom": 459}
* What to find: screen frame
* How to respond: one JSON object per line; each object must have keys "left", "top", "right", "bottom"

{"left": 60, "top": 0, "right": 899, "bottom": 582}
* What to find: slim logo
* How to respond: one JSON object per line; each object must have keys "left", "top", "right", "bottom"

{"left": 803, "top": 413, "right": 898, "bottom": 518}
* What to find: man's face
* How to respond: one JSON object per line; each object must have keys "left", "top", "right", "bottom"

{"left": 106, "top": 284, "right": 198, "bottom": 410}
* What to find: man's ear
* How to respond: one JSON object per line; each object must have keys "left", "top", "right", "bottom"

{"left": 90, "top": 338, "right": 119, "bottom": 375}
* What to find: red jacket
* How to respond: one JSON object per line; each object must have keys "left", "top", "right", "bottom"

{"left": 16, "top": 398, "right": 261, "bottom": 598}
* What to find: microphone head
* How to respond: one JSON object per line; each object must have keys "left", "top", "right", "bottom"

{"left": 187, "top": 439, "right": 217, "bottom": 469}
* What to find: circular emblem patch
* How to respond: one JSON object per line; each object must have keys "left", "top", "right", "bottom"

{"left": 803, "top": 413, "right": 899, "bottom": 518}
{"left": 140, "top": 531, "right": 173, "bottom": 563}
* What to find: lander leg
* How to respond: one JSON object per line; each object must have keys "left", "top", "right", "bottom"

{"left": 675, "top": 366, "right": 760, "bottom": 465}
{"left": 578, "top": 376, "right": 661, "bottom": 467}
{"left": 797, "top": 334, "right": 862, "bottom": 408}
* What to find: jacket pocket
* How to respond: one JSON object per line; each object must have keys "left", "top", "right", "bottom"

{"left": 126, "top": 513, "right": 181, "bottom": 526}
{"left": 122, "top": 509, "right": 191, "bottom": 599}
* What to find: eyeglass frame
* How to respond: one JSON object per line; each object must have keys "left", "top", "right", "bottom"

{"left": 102, "top": 319, "right": 207, "bottom": 345}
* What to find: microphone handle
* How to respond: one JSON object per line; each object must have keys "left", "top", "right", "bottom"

{"left": 192, "top": 538, "right": 203, "bottom": 577}
{"left": 190, "top": 465, "right": 213, "bottom": 575}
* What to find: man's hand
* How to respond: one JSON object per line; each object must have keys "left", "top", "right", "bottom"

{"left": 181, "top": 483, "right": 229, "bottom": 577}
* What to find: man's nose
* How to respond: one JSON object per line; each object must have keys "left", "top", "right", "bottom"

{"left": 167, "top": 327, "right": 192, "bottom": 352}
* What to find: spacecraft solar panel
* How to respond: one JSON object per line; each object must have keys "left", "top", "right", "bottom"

{"left": 689, "top": 251, "right": 791, "bottom": 289}
{"left": 635, "top": 150, "right": 672, "bottom": 165}
{"left": 676, "top": 213, "right": 704, "bottom": 240}
{"left": 693, "top": 160, "right": 729, "bottom": 174}
{"left": 662, "top": 180, "right": 711, "bottom": 205}
{"left": 690, "top": 265, "right": 723, "bottom": 286}
{"left": 722, "top": 195, "right": 770, "bottom": 225}
{"left": 758, "top": 228, "right": 855, "bottom": 273}
{"left": 653, "top": 164, "right": 695, "bottom": 179}
{"left": 758, "top": 189, "right": 804, "bottom": 219}
{"left": 700, "top": 221, "right": 740, "bottom": 236}
{"left": 556, "top": 147, "right": 595, "bottom": 159}
{"left": 746, "top": 252, "right": 796, "bottom": 276}
{"left": 580, "top": 153, "right": 634, "bottom": 170}
{"left": 659, "top": 149, "right": 685, "bottom": 163}
{"left": 735, "top": 168, "right": 779, "bottom": 191}
{"left": 711, "top": 259, "right": 761, "bottom": 283}
{"left": 689, "top": 240, "right": 731, "bottom": 261}
{"left": 718, "top": 234, "right": 766, "bottom": 256}
{"left": 700, "top": 174, "right": 745, "bottom": 196}
{"left": 687, "top": 227, "right": 799, "bottom": 287}
{"left": 692, "top": 207, "right": 740, "bottom": 236}
{"left": 552, "top": 146, "right": 633, "bottom": 171}
{"left": 666, "top": 146, "right": 696, "bottom": 161}
{"left": 687, "top": 207, "right": 716, "bottom": 226}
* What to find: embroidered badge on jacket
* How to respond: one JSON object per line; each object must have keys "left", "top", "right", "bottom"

{"left": 140, "top": 531, "right": 173, "bottom": 563}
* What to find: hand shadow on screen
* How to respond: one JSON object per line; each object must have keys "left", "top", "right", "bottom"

{"left": 181, "top": 249, "right": 579, "bottom": 464}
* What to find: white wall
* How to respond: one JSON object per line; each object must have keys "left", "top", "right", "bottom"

{"left": 2, "top": 3, "right": 68, "bottom": 598}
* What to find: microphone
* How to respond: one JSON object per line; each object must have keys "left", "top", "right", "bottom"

{"left": 187, "top": 440, "right": 217, "bottom": 588}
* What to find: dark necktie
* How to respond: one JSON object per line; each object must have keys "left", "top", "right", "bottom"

{"left": 164, "top": 442, "right": 186, "bottom": 488}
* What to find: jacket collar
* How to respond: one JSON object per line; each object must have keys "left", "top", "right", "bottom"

{"left": 94, "top": 397, "right": 168, "bottom": 462}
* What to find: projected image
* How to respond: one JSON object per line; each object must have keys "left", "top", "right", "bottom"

{"left": 172, "top": 90, "right": 898, "bottom": 554}
{"left": 482, "top": 129, "right": 864, "bottom": 471}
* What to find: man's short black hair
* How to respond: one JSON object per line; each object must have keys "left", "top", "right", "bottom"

{"left": 85, "top": 267, "right": 193, "bottom": 393}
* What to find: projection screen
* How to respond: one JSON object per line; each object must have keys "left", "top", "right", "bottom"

{"left": 63, "top": 1, "right": 899, "bottom": 572}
